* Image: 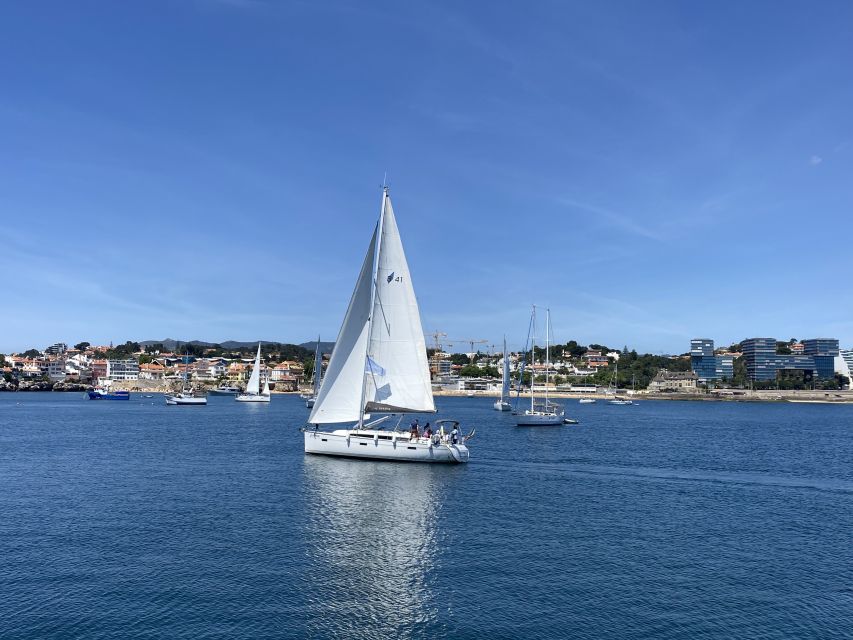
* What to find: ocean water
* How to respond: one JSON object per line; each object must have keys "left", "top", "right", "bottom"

{"left": 1, "top": 393, "right": 851, "bottom": 639}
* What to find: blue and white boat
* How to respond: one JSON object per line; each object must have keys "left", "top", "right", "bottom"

{"left": 88, "top": 387, "right": 130, "bottom": 401}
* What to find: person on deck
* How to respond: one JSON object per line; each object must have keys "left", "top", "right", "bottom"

{"left": 450, "top": 425, "right": 459, "bottom": 445}
{"left": 410, "top": 419, "right": 420, "bottom": 441}
{"left": 423, "top": 423, "right": 432, "bottom": 439}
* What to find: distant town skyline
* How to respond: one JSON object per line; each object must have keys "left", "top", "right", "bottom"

{"left": 3, "top": 2, "right": 852, "bottom": 354}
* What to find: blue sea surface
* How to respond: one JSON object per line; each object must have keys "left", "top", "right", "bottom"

{"left": 1, "top": 393, "right": 851, "bottom": 639}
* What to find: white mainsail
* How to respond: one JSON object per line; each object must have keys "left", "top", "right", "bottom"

{"left": 246, "top": 343, "right": 262, "bottom": 395}
{"left": 308, "top": 190, "right": 435, "bottom": 424}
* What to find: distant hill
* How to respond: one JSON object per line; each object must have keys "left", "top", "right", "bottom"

{"left": 140, "top": 338, "right": 334, "bottom": 354}
{"left": 298, "top": 341, "right": 336, "bottom": 354}
{"left": 140, "top": 338, "right": 268, "bottom": 350}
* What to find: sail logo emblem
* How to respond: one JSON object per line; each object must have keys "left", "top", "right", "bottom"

{"left": 387, "top": 272, "right": 395, "bottom": 283}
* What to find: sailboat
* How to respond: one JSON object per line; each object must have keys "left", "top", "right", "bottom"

{"left": 306, "top": 336, "right": 323, "bottom": 408}
{"left": 494, "top": 336, "right": 512, "bottom": 411}
{"left": 236, "top": 343, "right": 271, "bottom": 403}
{"left": 607, "top": 360, "right": 633, "bottom": 404}
{"left": 303, "top": 187, "right": 471, "bottom": 463}
{"left": 516, "top": 306, "right": 565, "bottom": 426}
{"left": 165, "top": 353, "right": 207, "bottom": 405}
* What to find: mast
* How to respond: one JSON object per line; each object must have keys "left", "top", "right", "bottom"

{"left": 501, "top": 335, "right": 508, "bottom": 402}
{"left": 312, "top": 335, "right": 322, "bottom": 396}
{"left": 545, "top": 308, "right": 550, "bottom": 408}
{"left": 530, "top": 305, "right": 536, "bottom": 413}
{"left": 357, "top": 186, "right": 388, "bottom": 428}
{"left": 183, "top": 350, "right": 189, "bottom": 391}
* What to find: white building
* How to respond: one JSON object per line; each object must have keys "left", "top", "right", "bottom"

{"left": 107, "top": 359, "right": 139, "bottom": 381}
{"left": 139, "top": 363, "right": 165, "bottom": 380}
{"left": 45, "top": 342, "right": 68, "bottom": 356}
{"left": 47, "top": 359, "right": 67, "bottom": 381}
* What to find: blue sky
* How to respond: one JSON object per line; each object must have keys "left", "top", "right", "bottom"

{"left": 2, "top": 0, "right": 852, "bottom": 354}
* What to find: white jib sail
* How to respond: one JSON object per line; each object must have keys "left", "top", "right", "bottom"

{"left": 501, "top": 336, "right": 510, "bottom": 399}
{"left": 246, "top": 343, "right": 262, "bottom": 395}
{"left": 363, "top": 195, "right": 435, "bottom": 414}
{"left": 308, "top": 227, "right": 377, "bottom": 424}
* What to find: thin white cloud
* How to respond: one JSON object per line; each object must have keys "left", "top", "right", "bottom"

{"left": 810, "top": 155, "right": 823, "bottom": 165}
{"left": 556, "top": 197, "right": 665, "bottom": 242}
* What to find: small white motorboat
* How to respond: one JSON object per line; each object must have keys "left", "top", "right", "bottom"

{"left": 209, "top": 385, "right": 241, "bottom": 396}
{"left": 579, "top": 398, "right": 596, "bottom": 404}
{"left": 165, "top": 391, "right": 207, "bottom": 406}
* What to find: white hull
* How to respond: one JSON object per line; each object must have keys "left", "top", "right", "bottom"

{"left": 306, "top": 398, "right": 316, "bottom": 408}
{"left": 578, "top": 398, "right": 596, "bottom": 404}
{"left": 608, "top": 399, "right": 633, "bottom": 405}
{"left": 516, "top": 410, "right": 564, "bottom": 426}
{"left": 304, "top": 429, "right": 469, "bottom": 463}
{"left": 494, "top": 400, "right": 512, "bottom": 411}
{"left": 165, "top": 394, "right": 207, "bottom": 405}
{"left": 209, "top": 387, "right": 240, "bottom": 395}
{"left": 236, "top": 393, "right": 271, "bottom": 403}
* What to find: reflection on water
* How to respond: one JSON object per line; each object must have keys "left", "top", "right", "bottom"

{"left": 301, "top": 456, "right": 455, "bottom": 637}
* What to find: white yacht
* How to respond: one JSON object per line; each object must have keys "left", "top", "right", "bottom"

{"left": 516, "top": 306, "right": 565, "bottom": 426}
{"left": 493, "top": 336, "right": 513, "bottom": 411}
{"left": 209, "top": 384, "right": 241, "bottom": 396}
{"left": 606, "top": 361, "right": 633, "bottom": 404}
{"left": 302, "top": 186, "right": 471, "bottom": 463}
{"left": 165, "top": 355, "right": 207, "bottom": 405}
{"left": 165, "top": 391, "right": 207, "bottom": 406}
{"left": 236, "top": 343, "right": 271, "bottom": 403}
{"left": 579, "top": 397, "right": 596, "bottom": 404}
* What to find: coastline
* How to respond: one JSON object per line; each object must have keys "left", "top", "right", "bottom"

{"left": 4, "top": 381, "right": 851, "bottom": 404}
{"left": 433, "top": 389, "right": 853, "bottom": 403}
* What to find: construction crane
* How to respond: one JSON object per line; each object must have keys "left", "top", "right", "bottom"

{"left": 444, "top": 338, "right": 488, "bottom": 364}
{"left": 427, "top": 332, "right": 489, "bottom": 364}
{"left": 428, "top": 331, "right": 448, "bottom": 353}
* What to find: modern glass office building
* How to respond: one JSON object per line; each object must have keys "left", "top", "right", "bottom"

{"left": 741, "top": 337, "right": 839, "bottom": 381}
{"left": 802, "top": 339, "right": 840, "bottom": 379}
{"left": 690, "top": 339, "right": 734, "bottom": 382}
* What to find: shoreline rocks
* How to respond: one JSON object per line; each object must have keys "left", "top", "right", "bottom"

{"left": 0, "top": 380, "right": 93, "bottom": 392}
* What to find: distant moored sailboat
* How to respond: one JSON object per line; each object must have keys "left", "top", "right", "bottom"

{"left": 306, "top": 336, "right": 323, "bottom": 408}
{"left": 236, "top": 343, "right": 271, "bottom": 403}
{"left": 494, "top": 336, "right": 512, "bottom": 411}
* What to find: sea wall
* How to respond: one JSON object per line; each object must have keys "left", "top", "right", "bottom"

{"left": 0, "top": 380, "right": 93, "bottom": 392}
